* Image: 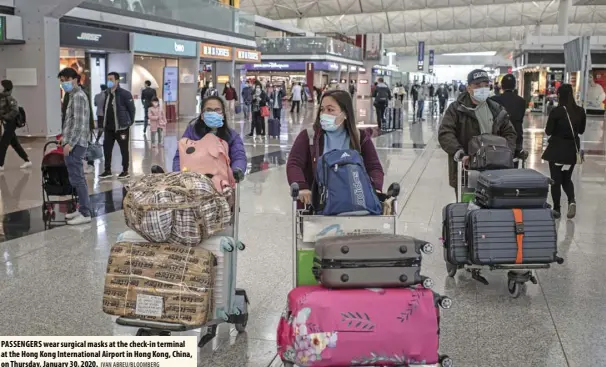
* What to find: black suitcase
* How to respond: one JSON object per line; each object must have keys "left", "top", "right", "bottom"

{"left": 383, "top": 107, "right": 402, "bottom": 131}
{"left": 442, "top": 203, "right": 470, "bottom": 265}
{"left": 313, "top": 234, "right": 434, "bottom": 289}
{"left": 475, "top": 169, "right": 550, "bottom": 209}
{"left": 466, "top": 208, "right": 558, "bottom": 265}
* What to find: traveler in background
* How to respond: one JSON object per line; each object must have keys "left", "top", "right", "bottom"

{"left": 410, "top": 83, "right": 419, "bottom": 116}
{"left": 94, "top": 84, "right": 107, "bottom": 144}
{"left": 200, "top": 81, "right": 210, "bottom": 100}
{"left": 0, "top": 79, "right": 31, "bottom": 171}
{"left": 202, "top": 81, "right": 217, "bottom": 98}
{"left": 373, "top": 77, "right": 392, "bottom": 129}
{"left": 173, "top": 95, "right": 247, "bottom": 173}
{"left": 57, "top": 68, "right": 92, "bottom": 225}
{"left": 291, "top": 82, "right": 302, "bottom": 114}
{"left": 494, "top": 83, "right": 501, "bottom": 96}
{"left": 286, "top": 90, "right": 384, "bottom": 206}
{"left": 99, "top": 71, "right": 136, "bottom": 180}
{"left": 314, "top": 86, "right": 322, "bottom": 104}
{"left": 349, "top": 80, "right": 356, "bottom": 98}
{"left": 438, "top": 69, "right": 517, "bottom": 197}
{"left": 140, "top": 80, "right": 156, "bottom": 134}
{"left": 491, "top": 74, "right": 526, "bottom": 167}
{"left": 247, "top": 81, "right": 268, "bottom": 137}
{"left": 61, "top": 75, "right": 95, "bottom": 173}
{"left": 437, "top": 84, "right": 449, "bottom": 115}
{"left": 269, "top": 84, "right": 285, "bottom": 120}
{"left": 147, "top": 96, "right": 167, "bottom": 147}
{"left": 417, "top": 82, "right": 428, "bottom": 121}
{"left": 222, "top": 81, "right": 238, "bottom": 124}
{"left": 541, "top": 84, "right": 586, "bottom": 219}
{"left": 241, "top": 80, "right": 252, "bottom": 122}
{"left": 429, "top": 83, "right": 435, "bottom": 99}
{"left": 489, "top": 84, "right": 495, "bottom": 97}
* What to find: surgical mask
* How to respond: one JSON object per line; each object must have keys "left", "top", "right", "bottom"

{"left": 320, "top": 113, "right": 341, "bottom": 132}
{"left": 203, "top": 111, "right": 224, "bottom": 128}
{"left": 255, "top": 87, "right": 261, "bottom": 92}
{"left": 61, "top": 81, "right": 74, "bottom": 93}
{"left": 152, "top": 102, "right": 159, "bottom": 107}
{"left": 209, "top": 83, "right": 214, "bottom": 88}
{"left": 226, "top": 84, "right": 231, "bottom": 88}
{"left": 106, "top": 81, "right": 115, "bottom": 89}
{"left": 472, "top": 87, "right": 490, "bottom": 102}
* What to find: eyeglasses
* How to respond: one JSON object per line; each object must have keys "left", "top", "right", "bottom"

{"left": 203, "top": 108, "right": 223, "bottom": 114}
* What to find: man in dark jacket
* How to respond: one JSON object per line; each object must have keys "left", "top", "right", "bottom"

{"left": 438, "top": 69, "right": 517, "bottom": 192}
{"left": 437, "top": 84, "right": 449, "bottom": 115}
{"left": 140, "top": 80, "right": 156, "bottom": 134}
{"left": 241, "top": 81, "right": 252, "bottom": 122}
{"left": 491, "top": 74, "right": 526, "bottom": 167}
{"left": 372, "top": 78, "right": 392, "bottom": 129}
{"left": 99, "top": 71, "right": 136, "bottom": 180}
{"left": 0, "top": 80, "right": 31, "bottom": 171}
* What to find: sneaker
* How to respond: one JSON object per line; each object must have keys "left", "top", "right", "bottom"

{"left": 20, "top": 161, "right": 32, "bottom": 169}
{"left": 99, "top": 171, "right": 113, "bottom": 179}
{"left": 67, "top": 213, "right": 92, "bottom": 225}
{"left": 118, "top": 171, "right": 130, "bottom": 179}
{"left": 65, "top": 211, "right": 81, "bottom": 220}
{"left": 567, "top": 203, "right": 577, "bottom": 219}
{"left": 552, "top": 209, "right": 562, "bottom": 219}
{"left": 84, "top": 165, "right": 94, "bottom": 174}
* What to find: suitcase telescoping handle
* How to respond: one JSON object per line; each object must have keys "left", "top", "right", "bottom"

{"left": 290, "top": 182, "right": 300, "bottom": 289}
{"left": 455, "top": 156, "right": 466, "bottom": 203}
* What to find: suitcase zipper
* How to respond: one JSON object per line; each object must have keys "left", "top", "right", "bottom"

{"left": 318, "top": 258, "right": 421, "bottom": 268}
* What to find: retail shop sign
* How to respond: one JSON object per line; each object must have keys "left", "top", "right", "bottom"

{"left": 235, "top": 48, "right": 261, "bottom": 63}
{"left": 200, "top": 43, "right": 232, "bottom": 60}
{"left": 132, "top": 34, "right": 196, "bottom": 57}
{"left": 428, "top": 49, "right": 434, "bottom": 73}
{"left": 60, "top": 23, "right": 129, "bottom": 50}
{"left": 243, "top": 62, "right": 305, "bottom": 71}
{"left": 0, "top": 16, "right": 5, "bottom": 41}
{"left": 417, "top": 41, "right": 425, "bottom": 71}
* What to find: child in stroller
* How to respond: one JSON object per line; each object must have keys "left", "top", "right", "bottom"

{"left": 41, "top": 140, "right": 78, "bottom": 225}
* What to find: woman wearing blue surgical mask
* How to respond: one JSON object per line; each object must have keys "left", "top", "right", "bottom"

{"left": 172, "top": 96, "right": 247, "bottom": 173}
{"left": 286, "top": 90, "right": 384, "bottom": 206}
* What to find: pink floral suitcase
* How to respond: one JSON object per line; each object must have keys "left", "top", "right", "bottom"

{"left": 277, "top": 285, "right": 453, "bottom": 367}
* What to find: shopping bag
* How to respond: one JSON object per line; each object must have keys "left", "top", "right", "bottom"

{"left": 260, "top": 106, "right": 270, "bottom": 117}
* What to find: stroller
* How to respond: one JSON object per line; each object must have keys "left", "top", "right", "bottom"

{"left": 41, "top": 141, "right": 78, "bottom": 226}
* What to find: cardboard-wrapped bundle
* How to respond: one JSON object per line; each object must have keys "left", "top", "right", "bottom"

{"left": 103, "top": 242, "right": 215, "bottom": 326}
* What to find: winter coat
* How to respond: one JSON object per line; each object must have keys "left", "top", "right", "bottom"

{"left": 147, "top": 105, "right": 167, "bottom": 132}
{"left": 438, "top": 92, "right": 517, "bottom": 188}
{"left": 172, "top": 120, "right": 247, "bottom": 173}
{"left": 541, "top": 105, "right": 586, "bottom": 165}
{"left": 286, "top": 127, "right": 384, "bottom": 192}
{"left": 269, "top": 89, "right": 285, "bottom": 109}
{"left": 491, "top": 91, "right": 527, "bottom": 154}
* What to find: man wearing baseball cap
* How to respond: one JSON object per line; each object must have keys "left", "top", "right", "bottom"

{"left": 438, "top": 68, "right": 517, "bottom": 192}
{"left": 492, "top": 74, "right": 527, "bottom": 167}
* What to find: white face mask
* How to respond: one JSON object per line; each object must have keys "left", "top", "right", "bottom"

{"left": 472, "top": 87, "right": 490, "bottom": 102}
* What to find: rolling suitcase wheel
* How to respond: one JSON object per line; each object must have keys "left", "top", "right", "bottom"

{"left": 421, "top": 243, "right": 434, "bottom": 254}
{"left": 422, "top": 277, "right": 434, "bottom": 289}
{"left": 446, "top": 262, "right": 458, "bottom": 277}
{"left": 507, "top": 279, "right": 524, "bottom": 298}
{"left": 440, "top": 355, "right": 454, "bottom": 367}
{"left": 439, "top": 296, "right": 453, "bottom": 309}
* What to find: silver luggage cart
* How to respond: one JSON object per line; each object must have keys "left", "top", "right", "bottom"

{"left": 115, "top": 166, "right": 249, "bottom": 348}
{"left": 446, "top": 156, "right": 563, "bottom": 298}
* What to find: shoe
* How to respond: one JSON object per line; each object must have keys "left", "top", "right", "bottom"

{"left": 20, "top": 161, "right": 32, "bottom": 169}
{"left": 552, "top": 209, "right": 561, "bottom": 219}
{"left": 99, "top": 171, "right": 113, "bottom": 179}
{"left": 246, "top": 133, "right": 253, "bottom": 137}
{"left": 67, "top": 213, "right": 92, "bottom": 225}
{"left": 567, "top": 203, "right": 577, "bottom": 219}
{"left": 65, "top": 211, "right": 81, "bottom": 220}
{"left": 84, "top": 165, "right": 94, "bottom": 174}
{"left": 118, "top": 171, "right": 130, "bottom": 179}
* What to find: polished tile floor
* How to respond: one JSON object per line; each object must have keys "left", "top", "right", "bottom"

{"left": 0, "top": 99, "right": 605, "bottom": 366}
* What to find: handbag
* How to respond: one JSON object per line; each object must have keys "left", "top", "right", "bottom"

{"left": 260, "top": 105, "right": 270, "bottom": 117}
{"left": 563, "top": 106, "right": 583, "bottom": 165}
{"left": 85, "top": 132, "right": 103, "bottom": 161}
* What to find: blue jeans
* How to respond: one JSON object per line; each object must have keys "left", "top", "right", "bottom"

{"left": 417, "top": 100, "right": 425, "bottom": 118}
{"left": 242, "top": 103, "right": 251, "bottom": 120}
{"left": 65, "top": 144, "right": 91, "bottom": 217}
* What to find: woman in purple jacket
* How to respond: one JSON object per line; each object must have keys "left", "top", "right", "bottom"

{"left": 173, "top": 96, "right": 247, "bottom": 174}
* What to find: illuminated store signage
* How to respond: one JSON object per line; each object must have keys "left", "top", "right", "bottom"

{"left": 200, "top": 43, "right": 232, "bottom": 60}
{"left": 235, "top": 49, "right": 261, "bottom": 63}
{"left": 132, "top": 34, "right": 196, "bottom": 57}
{"left": 60, "top": 23, "right": 129, "bottom": 50}
{"left": 242, "top": 61, "right": 351, "bottom": 71}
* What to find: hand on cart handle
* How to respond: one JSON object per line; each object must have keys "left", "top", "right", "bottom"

{"left": 454, "top": 151, "right": 469, "bottom": 168}
{"left": 233, "top": 168, "right": 244, "bottom": 183}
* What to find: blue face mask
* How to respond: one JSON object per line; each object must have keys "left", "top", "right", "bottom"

{"left": 61, "top": 81, "right": 74, "bottom": 93}
{"left": 203, "top": 111, "right": 224, "bottom": 128}
{"left": 320, "top": 113, "right": 341, "bottom": 132}
{"left": 106, "top": 81, "right": 115, "bottom": 89}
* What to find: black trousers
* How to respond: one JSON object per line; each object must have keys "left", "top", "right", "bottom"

{"left": 375, "top": 102, "right": 387, "bottom": 128}
{"left": 290, "top": 101, "right": 300, "bottom": 113}
{"left": 273, "top": 108, "right": 281, "bottom": 119}
{"left": 250, "top": 111, "right": 264, "bottom": 135}
{"left": 548, "top": 162, "right": 576, "bottom": 211}
{"left": 103, "top": 128, "right": 130, "bottom": 172}
{"left": 0, "top": 120, "right": 29, "bottom": 166}
{"left": 439, "top": 99, "right": 447, "bottom": 114}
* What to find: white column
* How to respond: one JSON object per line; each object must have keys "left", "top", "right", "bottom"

{"left": 558, "top": 0, "right": 572, "bottom": 36}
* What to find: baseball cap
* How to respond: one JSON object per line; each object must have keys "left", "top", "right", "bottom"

{"left": 501, "top": 74, "right": 516, "bottom": 90}
{"left": 467, "top": 69, "right": 489, "bottom": 85}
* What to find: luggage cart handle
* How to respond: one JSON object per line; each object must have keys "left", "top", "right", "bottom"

{"left": 290, "top": 182, "right": 300, "bottom": 200}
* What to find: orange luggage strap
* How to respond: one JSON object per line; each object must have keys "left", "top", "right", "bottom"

{"left": 512, "top": 209, "right": 524, "bottom": 264}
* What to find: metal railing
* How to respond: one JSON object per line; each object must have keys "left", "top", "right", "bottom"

{"left": 82, "top": 0, "right": 255, "bottom": 37}
{"left": 257, "top": 37, "right": 362, "bottom": 61}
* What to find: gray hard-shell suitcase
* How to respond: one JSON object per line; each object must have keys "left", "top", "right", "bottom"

{"left": 312, "top": 234, "right": 434, "bottom": 289}
{"left": 466, "top": 208, "right": 558, "bottom": 265}
{"left": 442, "top": 203, "right": 470, "bottom": 265}
{"left": 475, "top": 169, "right": 550, "bottom": 209}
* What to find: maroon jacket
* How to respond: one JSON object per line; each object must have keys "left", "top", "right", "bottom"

{"left": 286, "top": 127, "right": 384, "bottom": 191}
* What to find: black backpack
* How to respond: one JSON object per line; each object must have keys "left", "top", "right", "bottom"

{"left": 15, "top": 107, "right": 26, "bottom": 128}
{"left": 375, "top": 87, "right": 390, "bottom": 102}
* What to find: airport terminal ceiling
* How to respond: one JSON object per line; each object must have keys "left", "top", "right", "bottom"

{"left": 240, "top": 0, "right": 606, "bottom": 55}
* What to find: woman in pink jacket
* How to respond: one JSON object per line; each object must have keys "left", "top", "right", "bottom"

{"left": 147, "top": 97, "right": 167, "bottom": 146}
